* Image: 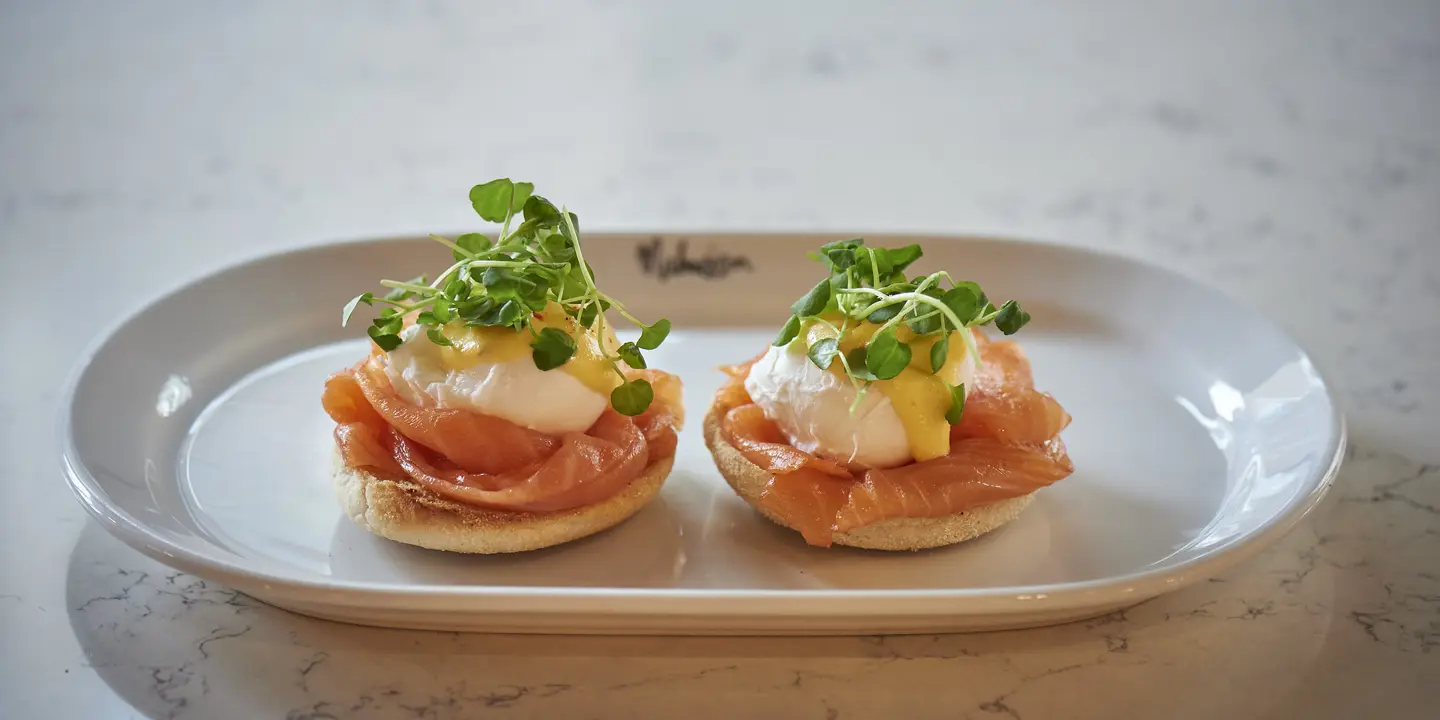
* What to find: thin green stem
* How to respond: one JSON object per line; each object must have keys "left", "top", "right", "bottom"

{"left": 873, "top": 294, "right": 920, "bottom": 338}
{"left": 909, "top": 308, "right": 941, "bottom": 324}
{"left": 426, "top": 258, "right": 538, "bottom": 290}
{"left": 498, "top": 191, "right": 517, "bottom": 243}
{"left": 372, "top": 296, "right": 436, "bottom": 311}
{"left": 556, "top": 208, "right": 628, "bottom": 385}
{"left": 813, "top": 316, "right": 842, "bottom": 336}
{"left": 609, "top": 300, "right": 646, "bottom": 328}
{"left": 380, "top": 280, "right": 438, "bottom": 295}
{"left": 973, "top": 307, "right": 1002, "bottom": 325}
{"left": 834, "top": 346, "right": 865, "bottom": 396}
{"left": 839, "top": 288, "right": 983, "bottom": 370}
{"left": 427, "top": 260, "right": 467, "bottom": 289}
{"left": 848, "top": 384, "right": 870, "bottom": 414}
{"left": 812, "top": 316, "right": 865, "bottom": 394}
{"left": 913, "top": 272, "right": 942, "bottom": 295}
{"left": 429, "top": 234, "right": 474, "bottom": 260}
{"left": 847, "top": 291, "right": 965, "bottom": 331}
{"left": 560, "top": 207, "right": 598, "bottom": 290}
{"left": 589, "top": 298, "right": 613, "bottom": 358}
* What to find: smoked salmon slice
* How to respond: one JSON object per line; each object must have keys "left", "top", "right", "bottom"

{"left": 834, "top": 437, "right": 1073, "bottom": 533}
{"left": 721, "top": 405, "right": 854, "bottom": 478}
{"left": 951, "top": 334, "right": 1071, "bottom": 444}
{"left": 716, "top": 329, "right": 1073, "bottom": 546}
{"left": 351, "top": 360, "right": 560, "bottom": 475}
{"left": 323, "top": 357, "right": 681, "bottom": 513}
{"left": 390, "top": 409, "right": 650, "bottom": 512}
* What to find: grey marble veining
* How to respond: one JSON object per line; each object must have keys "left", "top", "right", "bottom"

{"left": 2, "top": 1, "right": 1438, "bottom": 718}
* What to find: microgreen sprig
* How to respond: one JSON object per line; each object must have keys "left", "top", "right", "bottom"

{"left": 342, "top": 178, "right": 671, "bottom": 416}
{"left": 776, "top": 238, "right": 1032, "bottom": 424}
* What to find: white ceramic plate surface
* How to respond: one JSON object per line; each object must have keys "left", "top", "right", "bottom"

{"left": 60, "top": 233, "right": 1344, "bottom": 635}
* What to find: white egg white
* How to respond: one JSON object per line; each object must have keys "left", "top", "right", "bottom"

{"left": 381, "top": 324, "right": 607, "bottom": 435}
{"left": 744, "top": 344, "right": 913, "bottom": 469}
{"left": 744, "top": 338, "right": 977, "bottom": 469}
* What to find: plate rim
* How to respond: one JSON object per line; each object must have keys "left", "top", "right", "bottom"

{"left": 57, "top": 232, "right": 1347, "bottom": 618}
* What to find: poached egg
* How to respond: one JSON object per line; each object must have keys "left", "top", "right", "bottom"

{"left": 382, "top": 304, "right": 621, "bottom": 435}
{"left": 744, "top": 319, "right": 975, "bottom": 469}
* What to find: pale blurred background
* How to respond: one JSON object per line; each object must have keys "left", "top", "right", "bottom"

{"left": 2, "top": 2, "right": 1437, "bottom": 718}
{"left": 3, "top": 2, "right": 1436, "bottom": 447}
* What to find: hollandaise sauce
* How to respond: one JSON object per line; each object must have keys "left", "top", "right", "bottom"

{"left": 801, "top": 316, "right": 969, "bottom": 462}
{"left": 436, "top": 302, "right": 620, "bottom": 396}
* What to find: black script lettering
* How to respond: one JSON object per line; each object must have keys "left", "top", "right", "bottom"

{"left": 635, "top": 237, "right": 753, "bottom": 282}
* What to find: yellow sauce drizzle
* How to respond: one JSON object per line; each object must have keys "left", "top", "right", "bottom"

{"left": 436, "top": 302, "right": 620, "bottom": 396}
{"left": 801, "top": 314, "right": 968, "bottom": 462}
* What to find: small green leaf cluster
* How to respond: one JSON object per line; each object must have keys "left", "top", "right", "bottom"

{"left": 774, "top": 238, "right": 1032, "bottom": 423}
{"left": 342, "top": 179, "right": 670, "bottom": 416}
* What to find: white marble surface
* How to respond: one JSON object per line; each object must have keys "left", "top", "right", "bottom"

{"left": 2, "top": 1, "right": 1437, "bottom": 717}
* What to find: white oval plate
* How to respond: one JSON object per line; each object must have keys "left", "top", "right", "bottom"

{"left": 60, "top": 233, "right": 1343, "bottom": 635}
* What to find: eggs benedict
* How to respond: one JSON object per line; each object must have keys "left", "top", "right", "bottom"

{"left": 322, "top": 179, "right": 683, "bottom": 553}
{"left": 704, "top": 238, "right": 1073, "bottom": 550}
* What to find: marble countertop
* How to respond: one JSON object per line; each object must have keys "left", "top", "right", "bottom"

{"left": 2, "top": 1, "right": 1437, "bottom": 717}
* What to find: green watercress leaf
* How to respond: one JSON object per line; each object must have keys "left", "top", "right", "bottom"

{"left": 539, "top": 232, "right": 575, "bottom": 264}
{"left": 482, "top": 267, "right": 538, "bottom": 303}
{"left": 865, "top": 329, "right": 911, "bottom": 380}
{"left": 372, "top": 312, "right": 402, "bottom": 334}
{"left": 510, "top": 182, "right": 535, "bottom": 213}
{"left": 477, "top": 299, "right": 523, "bottom": 327}
{"left": 906, "top": 310, "right": 943, "bottom": 335}
{"left": 637, "top": 318, "right": 670, "bottom": 350}
{"left": 856, "top": 246, "right": 894, "bottom": 281}
{"left": 889, "top": 244, "right": 923, "bottom": 273}
{"left": 523, "top": 195, "right": 562, "bottom": 225}
{"left": 844, "top": 346, "right": 878, "bottom": 381}
{"left": 929, "top": 333, "right": 950, "bottom": 373}
{"left": 442, "top": 277, "right": 467, "bottom": 301}
{"left": 530, "top": 327, "right": 576, "bottom": 370}
{"left": 470, "top": 179, "right": 520, "bottom": 222}
{"left": 617, "top": 341, "right": 647, "bottom": 369}
{"left": 611, "top": 379, "right": 654, "bottom": 416}
{"left": 994, "top": 300, "right": 1031, "bottom": 335}
{"left": 954, "top": 281, "right": 986, "bottom": 307}
{"left": 342, "top": 293, "right": 373, "bottom": 326}
{"left": 426, "top": 326, "right": 452, "bottom": 346}
{"left": 817, "top": 238, "right": 863, "bottom": 271}
{"left": 458, "top": 297, "right": 496, "bottom": 325}
{"left": 807, "top": 337, "right": 839, "bottom": 370}
{"left": 941, "top": 285, "right": 982, "bottom": 325}
{"left": 518, "top": 282, "right": 550, "bottom": 312}
{"left": 944, "top": 382, "right": 966, "bottom": 424}
{"left": 867, "top": 303, "right": 902, "bottom": 323}
{"left": 791, "top": 279, "right": 831, "bottom": 317}
{"left": 367, "top": 325, "right": 403, "bottom": 352}
{"left": 430, "top": 301, "right": 452, "bottom": 323}
{"left": 453, "top": 232, "right": 491, "bottom": 260}
{"left": 774, "top": 315, "right": 802, "bottom": 346}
